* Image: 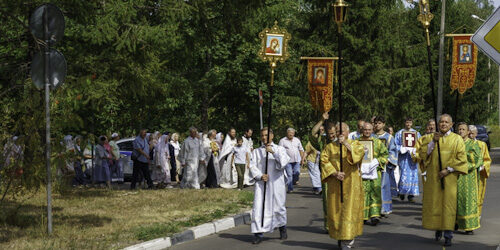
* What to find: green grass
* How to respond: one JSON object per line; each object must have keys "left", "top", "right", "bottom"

{"left": 133, "top": 191, "right": 253, "bottom": 241}
{"left": 0, "top": 187, "right": 253, "bottom": 249}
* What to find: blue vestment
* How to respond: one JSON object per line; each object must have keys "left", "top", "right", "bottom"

{"left": 395, "top": 129, "right": 421, "bottom": 196}
{"left": 374, "top": 132, "right": 398, "bottom": 214}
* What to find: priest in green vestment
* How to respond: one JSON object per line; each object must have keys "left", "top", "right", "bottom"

{"left": 417, "top": 114, "right": 467, "bottom": 247}
{"left": 311, "top": 112, "right": 333, "bottom": 233}
{"left": 456, "top": 122, "right": 482, "bottom": 234}
{"left": 468, "top": 125, "right": 491, "bottom": 218}
{"left": 357, "top": 122, "right": 388, "bottom": 226}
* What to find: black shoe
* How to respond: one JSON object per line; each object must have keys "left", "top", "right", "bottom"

{"left": 399, "top": 194, "right": 405, "bottom": 201}
{"left": 370, "top": 217, "right": 380, "bottom": 226}
{"left": 454, "top": 224, "right": 459, "bottom": 231}
{"left": 337, "top": 240, "right": 341, "bottom": 248}
{"left": 444, "top": 238, "right": 452, "bottom": 247}
{"left": 279, "top": 227, "right": 287, "bottom": 240}
{"left": 252, "top": 235, "right": 263, "bottom": 244}
{"left": 465, "top": 231, "right": 474, "bottom": 235}
{"left": 408, "top": 196, "right": 415, "bottom": 203}
{"left": 435, "top": 231, "right": 442, "bottom": 241}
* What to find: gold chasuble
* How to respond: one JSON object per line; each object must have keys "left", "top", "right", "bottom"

{"left": 415, "top": 134, "right": 433, "bottom": 173}
{"left": 476, "top": 140, "right": 491, "bottom": 216}
{"left": 321, "top": 140, "right": 365, "bottom": 240}
{"left": 417, "top": 132, "right": 468, "bottom": 231}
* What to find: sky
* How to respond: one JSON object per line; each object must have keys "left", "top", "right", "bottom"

{"left": 404, "top": 0, "right": 500, "bottom": 8}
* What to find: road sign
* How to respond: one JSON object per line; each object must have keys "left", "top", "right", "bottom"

{"left": 471, "top": 7, "right": 500, "bottom": 65}
{"left": 29, "top": 4, "right": 65, "bottom": 45}
{"left": 30, "top": 49, "right": 67, "bottom": 90}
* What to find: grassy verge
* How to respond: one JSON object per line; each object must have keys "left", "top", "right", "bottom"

{"left": 0, "top": 187, "right": 253, "bottom": 249}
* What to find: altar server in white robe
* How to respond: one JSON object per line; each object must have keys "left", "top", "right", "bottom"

{"left": 178, "top": 127, "right": 205, "bottom": 189}
{"left": 218, "top": 128, "right": 238, "bottom": 189}
{"left": 250, "top": 128, "right": 290, "bottom": 244}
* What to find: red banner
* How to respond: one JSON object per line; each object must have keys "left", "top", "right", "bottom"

{"left": 307, "top": 59, "right": 334, "bottom": 112}
{"left": 450, "top": 35, "right": 478, "bottom": 95}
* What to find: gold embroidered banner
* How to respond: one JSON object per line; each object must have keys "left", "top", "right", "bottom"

{"left": 450, "top": 35, "right": 478, "bottom": 95}
{"left": 307, "top": 58, "right": 335, "bottom": 112}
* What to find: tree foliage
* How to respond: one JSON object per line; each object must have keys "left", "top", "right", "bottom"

{"left": 0, "top": 0, "right": 497, "bottom": 192}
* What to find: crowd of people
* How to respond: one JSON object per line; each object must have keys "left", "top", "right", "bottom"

{"left": 249, "top": 112, "right": 491, "bottom": 249}
{"left": 3, "top": 111, "right": 491, "bottom": 249}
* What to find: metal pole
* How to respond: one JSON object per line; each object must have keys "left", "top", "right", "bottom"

{"left": 338, "top": 31, "right": 344, "bottom": 203}
{"left": 437, "top": 0, "right": 446, "bottom": 117}
{"left": 261, "top": 63, "right": 276, "bottom": 227}
{"left": 43, "top": 5, "right": 53, "bottom": 235}
{"left": 498, "top": 65, "right": 500, "bottom": 126}
{"left": 425, "top": 29, "right": 445, "bottom": 190}
{"left": 259, "top": 89, "right": 264, "bottom": 130}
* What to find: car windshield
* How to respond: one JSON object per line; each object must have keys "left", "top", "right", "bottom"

{"left": 476, "top": 126, "right": 486, "bottom": 134}
{"left": 117, "top": 141, "right": 134, "bottom": 151}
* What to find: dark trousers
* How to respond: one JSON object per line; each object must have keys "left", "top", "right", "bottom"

{"left": 131, "top": 160, "right": 153, "bottom": 189}
{"left": 72, "top": 161, "right": 88, "bottom": 186}
{"left": 436, "top": 230, "right": 453, "bottom": 239}
{"left": 206, "top": 155, "right": 218, "bottom": 188}
{"left": 170, "top": 160, "right": 177, "bottom": 182}
{"left": 235, "top": 163, "right": 246, "bottom": 189}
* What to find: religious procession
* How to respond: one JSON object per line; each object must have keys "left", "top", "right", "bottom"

{"left": 1, "top": 0, "right": 500, "bottom": 249}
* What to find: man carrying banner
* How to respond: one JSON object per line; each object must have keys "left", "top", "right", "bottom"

{"left": 311, "top": 111, "right": 332, "bottom": 233}
{"left": 416, "top": 114, "right": 467, "bottom": 247}
{"left": 249, "top": 128, "right": 290, "bottom": 244}
{"left": 321, "top": 122, "right": 364, "bottom": 249}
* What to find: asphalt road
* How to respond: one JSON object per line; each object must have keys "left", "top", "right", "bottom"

{"left": 170, "top": 149, "right": 500, "bottom": 250}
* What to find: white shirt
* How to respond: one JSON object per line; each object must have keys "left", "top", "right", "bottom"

{"left": 279, "top": 137, "right": 304, "bottom": 163}
{"left": 242, "top": 136, "right": 253, "bottom": 151}
{"left": 232, "top": 146, "right": 249, "bottom": 165}
{"left": 348, "top": 131, "right": 361, "bottom": 140}
{"left": 170, "top": 141, "right": 180, "bottom": 157}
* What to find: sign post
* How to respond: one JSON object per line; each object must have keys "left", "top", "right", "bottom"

{"left": 29, "top": 4, "right": 66, "bottom": 234}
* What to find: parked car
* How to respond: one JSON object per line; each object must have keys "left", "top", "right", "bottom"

{"left": 475, "top": 125, "right": 491, "bottom": 150}
{"left": 116, "top": 137, "right": 135, "bottom": 181}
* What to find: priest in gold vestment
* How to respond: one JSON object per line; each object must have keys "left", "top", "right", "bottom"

{"left": 416, "top": 114, "right": 467, "bottom": 247}
{"left": 321, "top": 123, "right": 365, "bottom": 249}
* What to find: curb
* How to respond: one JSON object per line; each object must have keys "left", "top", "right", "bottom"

{"left": 124, "top": 210, "right": 252, "bottom": 250}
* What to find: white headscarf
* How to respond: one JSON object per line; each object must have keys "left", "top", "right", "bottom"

{"left": 63, "top": 135, "right": 74, "bottom": 151}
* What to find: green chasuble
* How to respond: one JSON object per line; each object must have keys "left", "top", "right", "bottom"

{"left": 456, "top": 138, "right": 482, "bottom": 231}
{"left": 311, "top": 133, "right": 329, "bottom": 231}
{"left": 358, "top": 136, "right": 388, "bottom": 220}
{"left": 419, "top": 132, "right": 467, "bottom": 231}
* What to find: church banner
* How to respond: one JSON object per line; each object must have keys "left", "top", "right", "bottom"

{"left": 450, "top": 35, "right": 478, "bottom": 95}
{"left": 306, "top": 58, "right": 335, "bottom": 112}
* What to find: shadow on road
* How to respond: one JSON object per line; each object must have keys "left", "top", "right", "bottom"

{"left": 357, "top": 231, "right": 496, "bottom": 250}
{"left": 281, "top": 240, "right": 335, "bottom": 249}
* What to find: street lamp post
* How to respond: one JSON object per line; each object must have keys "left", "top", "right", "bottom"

{"left": 332, "top": 0, "right": 349, "bottom": 203}
{"left": 417, "top": 0, "right": 444, "bottom": 190}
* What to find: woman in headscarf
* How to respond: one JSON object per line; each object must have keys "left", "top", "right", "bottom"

{"left": 93, "top": 135, "right": 112, "bottom": 188}
{"left": 205, "top": 129, "right": 221, "bottom": 188}
{"left": 72, "top": 135, "right": 89, "bottom": 187}
{"left": 216, "top": 132, "right": 224, "bottom": 149}
{"left": 198, "top": 133, "right": 208, "bottom": 186}
{"left": 152, "top": 134, "right": 172, "bottom": 188}
{"left": 170, "top": 133, "right": 182, "bottom": 181}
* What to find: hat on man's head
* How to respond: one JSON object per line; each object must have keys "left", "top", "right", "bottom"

{"left": 111, "top": 133, "right": 119, "bottom": 138}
